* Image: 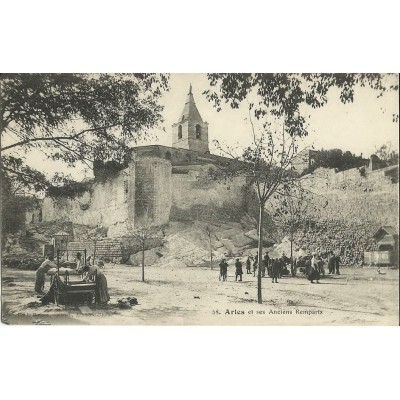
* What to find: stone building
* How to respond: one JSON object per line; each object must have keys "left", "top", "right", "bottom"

{"left": 31, "top": 86, "right": 246, "bottom": 241}
{"left": 13, "top": 86, "right": 399, "bottom": 266}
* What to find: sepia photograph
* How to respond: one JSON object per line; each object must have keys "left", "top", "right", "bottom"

{"left": 1, "top": 72, "right": 398, "bottom": 326}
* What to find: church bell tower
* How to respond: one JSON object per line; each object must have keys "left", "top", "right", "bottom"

{"left": 171, "top": 85, "right": 209, "bottom": 153}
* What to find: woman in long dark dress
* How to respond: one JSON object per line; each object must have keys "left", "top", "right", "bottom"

{"left": 82, "top": 265, "right": 110, "bottom": 304}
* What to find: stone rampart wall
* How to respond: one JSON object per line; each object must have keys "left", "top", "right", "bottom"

{"left": 170, "top": 170, "right": 247, "bottom": 221}
{"left": 39, "top": 168, "right": 134, "bottom": 237}
{"left": 291, "top": 167, "right": 399, "bottom": 265}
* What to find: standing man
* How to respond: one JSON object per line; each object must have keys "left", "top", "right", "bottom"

{"left": 246, "top": 256, "right": 252, "bottom": 274}
{"left": 235, "top": 258, "right": 243, "bottom": 281}
{"left": 35, "top": 255, "right": 56, "bottom": 294}
{"left": 271, "top": 259, "right": 279, "bottom": 283}
{"left": 328, "top": 251, "right": 335, "bottom": 274}
{"left": 335, "top": 254, "right": 341, "bottom": 275}
{"left": 219, "top": 258, "right": 228, "bottom": 281}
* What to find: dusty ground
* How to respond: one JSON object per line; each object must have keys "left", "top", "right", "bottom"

{"left": 1, "top": 264, "right": 399, "bottom": 325}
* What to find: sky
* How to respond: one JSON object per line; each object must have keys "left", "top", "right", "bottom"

{"left": 148, "top": 73, "right": 399, "bottom": 157}
{"left": 18, "top": 73, "right": 400, "bottom": 180}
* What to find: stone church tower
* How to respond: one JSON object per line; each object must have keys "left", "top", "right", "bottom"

{"left": 171, "top": 85, "right": 209, "bottom": 153}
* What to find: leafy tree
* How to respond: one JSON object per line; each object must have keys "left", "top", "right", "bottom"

{"left": 205, "top": 73, "right": 398, "bottom": 304}
{"left": 0, "top": 170, "right": 36, "bottom": 246}
{"left": 0, "top": 73, "right": 169, "bottom": 195}
{"left": 302, "top": 148, "right": 367, "bottom": 175}
{"left": 374, "top": 142, "right": 399, "bottom": 166}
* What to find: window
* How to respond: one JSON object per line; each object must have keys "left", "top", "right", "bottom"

{"left": 165, "top": 151, "right": 171, "bottom": 160}
{"left": 196, "top": 124, "right": 201, "bottom": 139}
{"left": 178, "top": 125, "right": 182, "bottom": 139}
{"left": 38, "top": 209, "right": 42, "bottom": 222}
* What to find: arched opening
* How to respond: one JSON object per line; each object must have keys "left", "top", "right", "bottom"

{"left": 196, "top": 124, "right": 201, "bottom": 139}
{"left": 178, "top": 125, "right": 182, "bottom": 139}
{"left": 38, "top": 209, "right": 42, "bottom": 222}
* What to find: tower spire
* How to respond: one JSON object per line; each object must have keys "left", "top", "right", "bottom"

{"left": 172, "top": 85, "right": 209, "bottom": 153}
{"left": 186, "top": 84, "right": 194, "bottom": 104}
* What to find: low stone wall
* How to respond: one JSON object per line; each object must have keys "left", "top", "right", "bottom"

{"left": 66, "top": 236, "right": 164, "bottom": 263}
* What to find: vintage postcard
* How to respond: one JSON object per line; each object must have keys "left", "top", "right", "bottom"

{"left": 1, "top": 73, "right": 399, "bottom": 325}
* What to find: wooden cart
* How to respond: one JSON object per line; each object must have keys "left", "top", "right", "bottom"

{"left": 52, "top": 249, "right": 98, "bottom": 305}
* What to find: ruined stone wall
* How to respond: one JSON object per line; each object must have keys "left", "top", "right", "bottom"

{"left": 40, "top": 166, "right": 135, "bottom": 237}
{"left": 135, "top": 157, "right": 172, "bottom": 225}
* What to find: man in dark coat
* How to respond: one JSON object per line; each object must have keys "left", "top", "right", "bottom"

{"left": 328, "top": 251, "right": 335, "bottom": 274}
{"left": 219, "top": 258, "right": 228, "bottom": 281}
{"left": 235, "top": 258, "right": 243, "bottom": 281}
{"left": 271, "top": 259, "right": 279, "bottom": 283}
{"left": 335, "top": 255, "right": 341, "bottom": 275}
{"left": 246, "top": 256, "right": 252, "bottom": 274}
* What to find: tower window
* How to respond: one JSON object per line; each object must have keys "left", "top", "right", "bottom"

{"left": 178, "top": 125, "right": 182, "bottom": 139}
{"left": 196, "top": 124, "right": 201, "bottom": 139}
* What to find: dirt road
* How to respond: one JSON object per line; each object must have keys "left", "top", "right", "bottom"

{"left": 2, "top": 265, "right": 399, "bottom": 325}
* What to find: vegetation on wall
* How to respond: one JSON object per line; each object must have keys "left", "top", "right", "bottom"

{"left": 301, "top": 148, "right": 367, "bottom": 175}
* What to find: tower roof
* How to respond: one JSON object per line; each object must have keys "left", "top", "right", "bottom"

{"left": 177, "top": 85, "right": 204, "bottom": 124}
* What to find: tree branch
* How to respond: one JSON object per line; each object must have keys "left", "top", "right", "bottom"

{"left": 1, "top": 124, "right": 119, "bottom": 152}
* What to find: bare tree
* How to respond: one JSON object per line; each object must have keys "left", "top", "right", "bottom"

{"left": 205, "top": 73, "right": 398, "bottom": 304}
{"left": 271, "top": 181, "right": 324, "bottom": 274}
{"left": 205, "top": 225, "right": 214, "bottom": 270}
{"left": 129, "top": 217, "right": 160, "bottom": 282}
{"left": 214, "top": 114, "right": 299, "bottom": 303}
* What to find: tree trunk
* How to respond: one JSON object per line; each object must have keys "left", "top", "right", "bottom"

{"left": 257, "top": 202, "right": 264, "bottom": 304}
{"left": 141, "top": 241, "right": 145, "bottom": 282}
{"left": 290, "top": 234, "right": 294, "bottom": 276}
{"left": 210, "top": 240, "right": 213, "bottom": 270}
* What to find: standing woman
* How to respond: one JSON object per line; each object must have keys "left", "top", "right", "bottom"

{"left": 75, "top": 252, "right": 83, "bottom": 273}
{"left": 82, "top": 263, "right": 110, "bottom": 304}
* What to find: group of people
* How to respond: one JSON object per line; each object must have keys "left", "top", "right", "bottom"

{"left": 218, "top": 250, "right": 341, "bottom": 284}
{"left": 295, "top": 251, "right": 341, "bottom": 283}
{"left": 34, "top": 252, "right": 110, "bottom": 304}
{"left": 219, "top": 252, "right": 291, "bottom": 284}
